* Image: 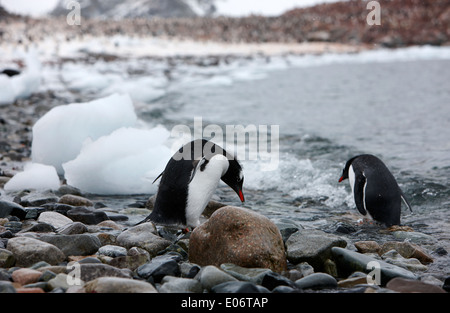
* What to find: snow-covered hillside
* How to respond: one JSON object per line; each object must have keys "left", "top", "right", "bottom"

{"left": 50, "top": 0, "right": 217, "bottom": 18}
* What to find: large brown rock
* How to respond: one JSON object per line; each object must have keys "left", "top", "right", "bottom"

{"left": 188, "top": 206, "right": 287, "bottom": 272}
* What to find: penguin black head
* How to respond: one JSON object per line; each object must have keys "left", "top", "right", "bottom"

{"left": 339, "top": 156, "right": 358, "bottom": 182}
{"left": 221, "top": 158, "right": 245, "bottom": 202}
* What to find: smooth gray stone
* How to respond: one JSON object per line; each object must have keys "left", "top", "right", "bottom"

{"left": 331, "top": 247, "right": 417, "bottom": 286}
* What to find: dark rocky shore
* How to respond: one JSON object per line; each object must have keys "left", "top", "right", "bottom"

{"left": 0, "top": 187, "right": 448, "bottom": 293}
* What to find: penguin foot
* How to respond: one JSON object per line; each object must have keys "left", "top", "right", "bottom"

{"left": 357, "top": 218, "right": 374, "bottom": 225}
{"left": 386, "top": 225, "right": 414, "bottom": 232}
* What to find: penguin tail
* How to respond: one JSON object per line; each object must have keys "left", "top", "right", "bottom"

{"left": 400, "top": 192, "right": 413, "bottom": 213}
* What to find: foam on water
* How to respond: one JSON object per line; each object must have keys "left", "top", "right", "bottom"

{"left": 241, "top": 151, "right": 354, "bottom": 209}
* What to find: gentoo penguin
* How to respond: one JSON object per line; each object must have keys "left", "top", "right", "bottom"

{"left": 141, "top": 139, "right": 244, "bottom": 228}
{"left": 339, "top": 154, "right": 412, "bottom": 226}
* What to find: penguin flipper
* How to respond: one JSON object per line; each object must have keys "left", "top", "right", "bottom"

{"left": 353, "top": 174, "right": 367, "bottom": 216}
{"left": 189, "top": 157, "right": 208, "bottom": 183}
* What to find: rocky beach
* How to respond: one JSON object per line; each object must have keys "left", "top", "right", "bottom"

{"left": 0, "top": 189, "right": 448, "bottom": 294}
{"left": 1, "top": 0, "right": 450, "bottom": 295}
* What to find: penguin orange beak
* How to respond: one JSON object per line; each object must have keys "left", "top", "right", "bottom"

{"left": 338, "top": 176, "right": 344, "bottom": 183}
{"left": 238, "top": 189, "right": 245, "bottom": 203}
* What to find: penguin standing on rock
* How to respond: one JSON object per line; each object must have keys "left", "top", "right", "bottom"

{"left": 140, "top": 139, "right": 245, "bottom": 228}
{"left": 339, "top": 154, "right": 412, "bottom": 226}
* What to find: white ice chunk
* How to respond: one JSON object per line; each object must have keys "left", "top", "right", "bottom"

{"left": 63, "top": 126, "right": 172, "bottom": 195}
{"left": 31, "top": 93, "right": 137, "bottom": 174}
{"left": 0, "top": 48, "right": 41, "bottom": 105}
{"left": 4, "top": 163, "right": 60, "bottom": 191}
{"left": 0, "top": 76, "right": 16, "bottom": 106}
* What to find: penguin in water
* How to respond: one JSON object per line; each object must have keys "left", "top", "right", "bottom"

{"left": 339, "top": 154, "right": 412, "bottom": 226}
{"left": 140, "top": 139, "right": 244, "bottom": 228}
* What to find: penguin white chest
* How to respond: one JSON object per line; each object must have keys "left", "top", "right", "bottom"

{"left": 348, "top": 165, "right": 356, "bottom": 193}
{"left": 185, "top": 154, "right": 229, "bottom": 227}
{"left": 348, "top": 164, "right": 368, "bottom": 213}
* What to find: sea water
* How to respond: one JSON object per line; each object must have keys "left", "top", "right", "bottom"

{"left": 137, "top": 48, "right": 450, "bottom": 275}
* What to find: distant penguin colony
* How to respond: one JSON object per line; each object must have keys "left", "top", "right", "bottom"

{"left": 141, "top": 139, "right": 244, "bottom": 228}
{"left": 339, "top": 154, "right": 412, "bottom": 226}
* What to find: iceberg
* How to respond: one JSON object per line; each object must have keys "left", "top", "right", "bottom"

{"left": 31, "top": 93, "right": 137, "bottom": 174}
{"left": 63, "top": 126, "right": 172, "bottom": 195}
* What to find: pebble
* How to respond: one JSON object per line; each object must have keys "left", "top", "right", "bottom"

{"left": 57, "top": 221, "right": 88, "bottom": 235}
{"left": 381, "top": 250, "right": 428, "bottom": 272}
{"left": 386, "top": 277, "right": 446, "bottom": 293}
{"left": 354, "top": 241, "right": 381, "bottom": 254}
{"left": 272, "top": 285, "right": 299, "bottom": 293}
{"left": 220, "top": 263, "right": 272, "bottom": 285}
{"left": 294, "top": 273, "right": 338, "bottom": 290}
{"left": 443, "top": 277, "right": 450, "bottom": 292}
{"left": 198, "top": 265, "right": 238, "bottom": 290}
{"left": 19, "top": 221, "right": 55, "bottom": 233}
{"left": 38, "top": 211, "right": 72, "bottom": 229}
{"left": 271, "top": 218, "right": 303, "bottom": 242}
{"left": 0, "top": 280, "right": 16, "bottom": 293}
{"left": 97, "top": 244, "right": 127, "bottom": 257}
{"left": 116, "top": 222, "right": 171, "bottom": 256}
{"left": 7, "top": 236, "right": 65, "bottom": 267}
{"left": 97, "top": 220, "right": 124, "bottom": 230}
{"left": 38, "top": 233, "right": 102, "bottom": 257}
{"left": 261, "top": 271, "right": 297, "bottom": 290}
{"left": 392, "top": 231, "right": 437, "bottom": 244}
{"left": 84, "top": 276, "right": 157, "bottom": 293}
{"left": 0, "top": 200, "right": 26, "bottom": 219}
{"left": 11, "top": 268, "right": 43, "bottom": 285}
{"left": 58, "top": 194, "right": 93, "bottom": 207}
{"left": 24, "top": 207, "right": 47, "bottom": 220}
{"left": 137, "top": 255, "right": 181, "bottom": 283}
{"left": 159, "top": 276, "right": 203, "bottom": 293}
{"left": 48, "top": 273, "right": 81, "bottom": 291}
{"left": 66, "top": 207, "right": 109, "bottom": 225}
{"left": 379, "top": 241, "right": 433, "bottom": 265}
{"left": 17, "top": 286, "right": 45, "bottom": 293}
{"left": 211, "top": 281, "right": 270, "bottom": 293}
{"left": 4, "top": 221, "right": 22, "bottom": 233}
{"left": 331, "top": 247, "right": 417, "bottom": 285}
{"left": 0, "top": 248, "right": 15, "bottom": 268}
{"left": 337, "top": 276, "right": 368, "bottom": 288}
{"left": 286, "top": 229, "right": 347, "bottom": 270}
{"left": 181, "top": 262, "right": 201, "bottom": 278}
{"left": 19, "top": 191, "right": 59, "bottom": 207}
